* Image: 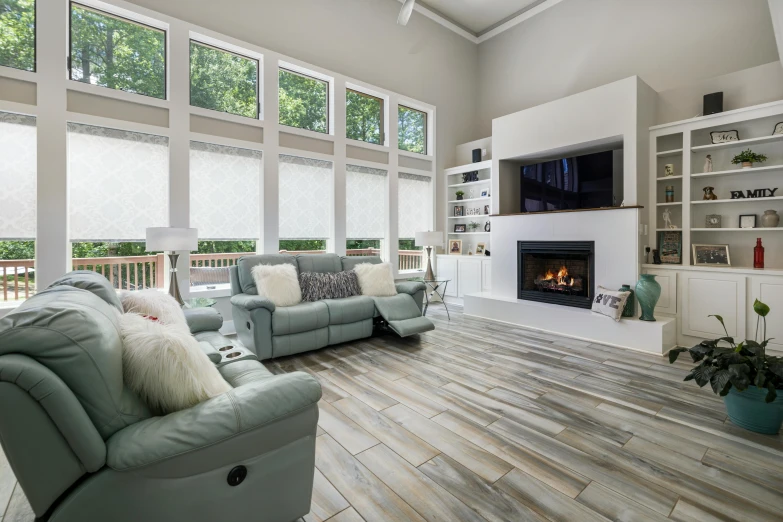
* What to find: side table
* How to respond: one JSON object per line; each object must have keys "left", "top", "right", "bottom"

{"left": 422, "top": 279, "right": 450, "bottom": 320}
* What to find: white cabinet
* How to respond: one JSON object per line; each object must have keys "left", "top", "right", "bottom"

{"left": 482, "top": 259, "right": 492, "bottom": 291}
{"left": 751, "top": 276, "right": 783, "bottom": 352}
{"left": 680, "top": 271, "right": 746, "bottom": 340}
{"left": 435, "top": 255, "right": 490, "bottom": 299}
{"left": 458, "top": 258, "right": 482, "bottom": 298}
{"left": 436, "top": 256, "right": 458, "bottom": 297}
{"left": 642, "top": 268, "right": 677, "bottom": 315}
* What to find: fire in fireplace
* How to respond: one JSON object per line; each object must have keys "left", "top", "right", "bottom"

{"left": 518, "top": 241, "right": 595, "bottom": 309}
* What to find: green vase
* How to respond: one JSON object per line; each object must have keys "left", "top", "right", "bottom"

{"left": 620, "top": 284, "right": 635, "bottom": 318}
{"left": 635, "top": 274, "right": 661, "bottom": 321}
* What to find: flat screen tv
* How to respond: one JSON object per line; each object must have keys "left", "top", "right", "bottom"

{"left": 519, "top": 149, "right": 623, "bottom": 213}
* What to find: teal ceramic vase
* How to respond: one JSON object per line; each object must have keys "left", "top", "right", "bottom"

{"left": 723, "top": 386, "right": 783, "bottom": 434}
{"left": 620, "top": 284, "right": 636, "bottom": 318}
{"left": 635, "top": 274, "right": 661, "bottom": 321}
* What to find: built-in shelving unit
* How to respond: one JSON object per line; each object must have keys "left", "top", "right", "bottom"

{"left": 445, "top": 159, "right": 492, "bottom": 245}
{"left": 692, "top": 196, "right": 783, "bottom": 205}
{"left": 691, "top": 164, "right": 783, "bottom": 179}
{"left": 690, "top": 133, "right": 783, "bottom": 152}
{"left": 656, "top": 148, "right": 683, "bottom": 157}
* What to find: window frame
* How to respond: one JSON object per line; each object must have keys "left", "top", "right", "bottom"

{"left": 278, "top": 66, "right": 330, "bottom": 135}
{"left": 67, "top": 1, "right": 168, "bottom": 100}
{"left": 398, "top": 104, "right": 428, "bottom": 156}
{"left": 346, "top": 88, "right": 385, "bottom": 146}
{"left": 188, "top": 39, "right": 260, "bottom": 119}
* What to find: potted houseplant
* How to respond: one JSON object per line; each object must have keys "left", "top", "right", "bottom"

{"left": 468, "top": 221, "right": 480, "bottom": 231}
{"left": 731, "top": 149, "right": 768, "bottom": 169}
{"left": 669, "top": 299, "right": 783, "bottom": 434}
{"left": 455, "top": 190, "right": 465, "bottom": 201}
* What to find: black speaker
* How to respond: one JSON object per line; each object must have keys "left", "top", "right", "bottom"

{"left": 703, "top": 92, "right": 723, "bottom": 116}
{"left": 472, "top": 148, "right": 481, "bottom": 163}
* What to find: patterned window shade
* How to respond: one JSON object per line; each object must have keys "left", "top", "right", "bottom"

{"left": 190, "top": 142, "right": 262, "bottom": 240}
{"left": 0, "top": 112, "right": 36, "bottom": 239}
{"left": 68, "top": 123, "right": 169, "bottom": 242}
{"left": 398, "top": 172, "right": 432, "bottom": 239}
{"left": 279, "top": 154, "right": 332, "bottom": 239}
{"left": 346, "top": 165, "right": 387, "bottom": 240}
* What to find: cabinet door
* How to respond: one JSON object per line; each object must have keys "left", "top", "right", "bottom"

{"left": 751, "top": 276, "right": 783, "bottom": 352}
{"left": 482, "top": 260, "right": 492, "bottom": 291}
{"left": 642, "top": 268, "right": 676, "bottom": 314}
{"left": 681, "top": 271, "right": 746, "bottom": 340}
{"left": 437, "top": 257, "right": 458, "bottom": 297}
{"left": 458, "top": 259, "right": 482, "bottom": 298}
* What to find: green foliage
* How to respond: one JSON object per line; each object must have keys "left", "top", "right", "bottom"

{"left": 71, "top": 241, "right": 148, "bottom": 258}
{"left": 70, "top": 5, "right": 165, "bottom": 99}
{"left": 279, "top": 69, "right": 327, "bottom": 133}
{"left": 455, "top": 190, "right": 465, "bottom": 197}
{"left": 0, "top": 0, "right": 35, "bottom": 71}
{"left": 0, "top": 240, "right": 34, "bottom": 260}
{"left": 347, "top": 240, "right": 380, "bottom": 251}
{"left": 731, "top": 149, "right": 767, "bottom": 165}
{"left": 669, "top": 300, "right": 782, "bottom": 402}
{"left": 346, "top": 90, "right": 382, "bottom": 144}
{"left": 398, "top": 106, "right": 426, "bottom": 155}
{"left": 468, "top": 221, "right": 480, "bottom": 231}
{"left": 196, "top": 240, "right": 255, "bottom": 254}
{"left": 190, "top": 41, "right": 258, "bottom": 118}
{"left": 279, "top": 240, "right": 326, "bottom": 252}
{"left": 398, "top": 239, "right": 420, "bottom": 251}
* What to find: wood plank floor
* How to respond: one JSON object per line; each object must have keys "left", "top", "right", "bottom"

{"left": 2, "top": 306, "right": 782, "bottom": 521}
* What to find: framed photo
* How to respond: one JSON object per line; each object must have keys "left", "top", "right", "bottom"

{"left": 658, "top": 231, "right": 682, "bottom": 264}
{"left": 739, "top": 214, "right": 756, "bottom": 229}
{"left": 454, "top": 206, "right": 464, "bottom": 217}
{"left": 476, "top": 242, "right": 486, "bottom": 255}
{"left": 709, "top": 130, "right": 739, "bottom": 144}
{"left": 693, "top": 244, "right": 731, "bottom": 266}
{"left": 454, "top": 224, "right": 466, "bottom": 233}
{"left": 484, "top": 205, "right": 490, "bottom": 215}
{"left": 480, "top": 189, "right": 489, "bottom": 198}
{"left": 449, "top": 239, "right": 462, "bottom": 255}
{"left": 774, "top": 122, "right": 783, "bottom": 135}
{"left": 705, "top": 214, "right": 721, "bottom": 228}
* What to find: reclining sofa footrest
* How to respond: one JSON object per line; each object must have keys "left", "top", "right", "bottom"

{"left": 386, "top": 316, "right": 435, "bottom": 337}
{"left": 372, "top": 293, "right": 434, "bottom": 337}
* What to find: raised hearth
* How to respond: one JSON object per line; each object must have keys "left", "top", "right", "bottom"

{"left": 518, "top": 241, "right": 595, "bottom": 309}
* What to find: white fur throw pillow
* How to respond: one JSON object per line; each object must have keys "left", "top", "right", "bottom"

{"left": 120, "top": 289, "right": 187, "bottom": 328}
{"left": 353, "top": 263, "right": 397, "bottom": 297}
{"left": 591, "top": 286, "right": 631, "bottom": 322}
{"left": 119, "top": 313, "right": 231, "bottom": 414}
{"left": 251, "top": 263, "right": 302, "bottom": 307}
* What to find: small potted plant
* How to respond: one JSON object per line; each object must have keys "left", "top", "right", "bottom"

{"left": 468, "top": 221, "right": 480, "bottom": 231}
{"left": 455, "top": 190, "right": 465, "bottom": 201}
{"left": 669, "top": 299, "right": 783, "bottom": 434}
{"left": 731, "top": 149, "right": 768, "bottom": 169}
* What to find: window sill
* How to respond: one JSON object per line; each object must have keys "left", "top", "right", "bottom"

{"left": 189, "top": 285, "right": 232, "bottom": 299}
{"left": 278, "top": 124, "right": 335, "bottom": 141}
{"left": 189, "top": 106, "right": 264, "bottom": 127}
{"left": 66, "top": 79, "right": 171, "bottom": 109}
{"left": 398, "top": 149, "right": 433, "bottom": 161}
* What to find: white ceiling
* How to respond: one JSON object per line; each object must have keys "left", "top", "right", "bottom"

{"left": 419, "top": 0, "right": 545, "bottom": 35}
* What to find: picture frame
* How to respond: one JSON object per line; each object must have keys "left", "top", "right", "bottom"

{"left": 774, "top": 122, "right": 783, "bottom": 136}
{"left": 692, "top": 244, "right": 731, "bottom": 266}
{"left": 484, "top": 205, "right": 490, "bottom": 215}
{"left": 449, "top": 239, "right": 462, "bottom": 255}
{"left": 739, "top": 214, "right": 756, "bottom": 229}
{"left": 476, "top": 242, "right": 486, "bottom": 255}
{"left": 658, "top": 231, "right": 682, "bottom": 265}
{"left": 453, "top": 206, "right": 464, "bottom": 217}
{"left": 454, "top": 224, "right": 466, "bottom": 233}
{"left": 705, "top": 214, "right": 721, "bottom": 228}
{"left": 480, "top": 189, "right": 489, "bottom": 198}
{"left": 709, "top": 130, "right": 739, "bottom": 144}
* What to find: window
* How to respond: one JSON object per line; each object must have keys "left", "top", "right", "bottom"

{"left": 346, "top": 165, "right": 386, "bottom": 258}
{"left": 346, "top": 89, "right": 383, "bottom": 145}
{"left": 69, "top": 3, "right": 166, "bottom": 99}
{"left": 68, "top": 123, "right": 168, "bottom": 290}
{"left": 278, "top": 154, "right": 332, "bottom": 253}
{"left": 190, "top": 142, "right": 261, "bottom": 287}
{"left": 190, "top": 41, "right": 258, "bottom": 118}
{"left": 278, "top": 68, "right": 328, "bottom": 133}
{"left": 0, "top": 0, "right": 35, "bottom": 71}
{"left": 398, "top": 105, "right": 427, "bottom": 155}
{"left": 0, "top": 112, "right": 36, "bottom": 302}
{"left": 398, "top": 173, "right": 432, "bottom": 271}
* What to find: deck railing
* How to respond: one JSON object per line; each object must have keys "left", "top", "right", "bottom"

{"left": 1, "top": 250, "right": 425, "bottom": 302}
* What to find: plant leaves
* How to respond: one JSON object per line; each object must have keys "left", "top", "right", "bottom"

{"left": 728, "top": 363, "right": 751, "bottom": 390}
{"left": 688, "top": 342, "right": 715, "bottom": 362}
{"left": 769, "top": 360, "right": 783, "bottom": 380}
{"left": 765, "top": 382, "right": 778, "bottom": 403}
{"left": 754, "top": 371, "right": 766, "bottom": 388}
{"left": 753, "top": 299, "right": 770, "bottom": 318}
{"left": 692, "top": 364, "right": 717, "bottom": 387}
{"left": 668, "top": 348, "right": 687, "bottom": 364}
{"left": 710, "top": 370, "right": 731, "bottom": 395}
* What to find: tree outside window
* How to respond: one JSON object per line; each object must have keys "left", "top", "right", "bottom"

{"left": 346, "top": 89, "right": 383, "bottom": 145}
{"left": 398, "top": 105, "right": 427, "bottom": 155}
{"left": 279, "top": 68, "right": 328, "bottom": 133}
{"left": 190, "top": 41, "right": 258, "bottom": 119}
{"left": 69, "top": 4, "right": 165, "bottom": 99}
{"left": 0, "top": 0, "right": 35, "bottom": 71}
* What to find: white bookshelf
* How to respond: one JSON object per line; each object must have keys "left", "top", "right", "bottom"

{"left": 444, "top": 159, "right": 492, "bottom": 246}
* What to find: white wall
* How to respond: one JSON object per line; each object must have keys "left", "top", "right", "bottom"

{"left": 476, "top": 0, "right": 780, "bottom": 136}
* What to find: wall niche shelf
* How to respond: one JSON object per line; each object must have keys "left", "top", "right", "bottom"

{"left": 656, "top": 148, "right": 683, "bottom": 157}
{"left": 656, "top": 175, "right": 683, "bottom": 181}
{"left": 690, "top": 164, "right": 783, "bottom": 179}
{"left": 447, "top": 232, "right": 490, "bottom": 235}
{"left": 448, "top": 179, "right": 491, "bottom": 188}
{"left": 656, "top": 202, "right": 682, "bottom": 207}
{"left": 691, "top": 196, "right": 783, "bottom": 205}
{"left": 448, "top": 197, "right": 491, "bottom": 203}
{"left": 691, "top": 133, "right": 783, "bottom": 152}
{"left": 691, "top": 228, "right": 783, "bottom": 232}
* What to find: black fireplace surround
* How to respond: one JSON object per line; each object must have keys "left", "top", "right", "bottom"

{"left": 517, "top": 241, "right": 595, "bottom": 309}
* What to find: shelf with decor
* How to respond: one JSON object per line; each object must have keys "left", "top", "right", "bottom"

{"left": 690, "top": 133, "right": 783, "bottom": 152}
{"left": 691, "top": 196, "right": 783, "bottom": 205}
{"left": 656, "top": 148, "right": 683, "bottom": 157}
{"left": 448, "top": 197, "right": 491, "bottom": 203}
{"left": 656, "top": 175, "right": 683, "bottom": 181}
{"left": 691, "top": 164, "right": 783, "bottom": 179}
{"left": 691, "top": 228, "right": 783, "bottom": 232}
{"left": 448, "top": 179, "right": 491, "bottom": 188}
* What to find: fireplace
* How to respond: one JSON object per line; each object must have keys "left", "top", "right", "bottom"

{"left": 518, "top": 241, "right": 595, "bottom": 309}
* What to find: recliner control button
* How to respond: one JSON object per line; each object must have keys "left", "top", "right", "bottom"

{"left": 227, "top": 466, "right": 247, "bottom": 486}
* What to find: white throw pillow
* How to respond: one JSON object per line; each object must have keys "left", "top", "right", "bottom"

{"left": 353, "top": 263, "right": 397, "bottom": 297}
{"left": 120, "top": 289, "right": 188, "bottom": 328}
{"left": 119, "top": 313, "right": 231, "bottom": 415}
{"left": 591, "top": 286, "right": 631, "bottom": 322}
{"left": 251, "top": 263, "right": 302, "bottom": 307}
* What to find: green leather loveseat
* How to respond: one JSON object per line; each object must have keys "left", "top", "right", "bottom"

{"left": 230, "top": 254, "right": 435, "bottom": 360}
{"left": 0, "top": 271, "right": 321, "bottom": 522}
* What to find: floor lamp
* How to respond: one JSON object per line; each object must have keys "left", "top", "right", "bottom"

{"left": 415, "top": 231, "right": 443, "bottom": 281}
{"left": 146, "top": 227, "right": 198, "bottom": 306}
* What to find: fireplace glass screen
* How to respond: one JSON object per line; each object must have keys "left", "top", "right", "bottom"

{"left": 518, "top": 241, "right": 595, "bottom": 309}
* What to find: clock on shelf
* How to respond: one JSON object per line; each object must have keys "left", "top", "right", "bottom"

{"left": 706, "top": 214, "right": 722, "bottom": 228}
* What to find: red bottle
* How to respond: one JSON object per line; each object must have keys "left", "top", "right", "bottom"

{"left": 754, "top": 238, "right": 764, "bottom": 269}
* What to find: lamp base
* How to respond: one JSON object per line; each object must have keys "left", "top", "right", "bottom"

{"left": 168, "top": 253, "right": 184, "bottom": 306}
{"left": 424, "top": 246, "right": 435, "bottom": 281}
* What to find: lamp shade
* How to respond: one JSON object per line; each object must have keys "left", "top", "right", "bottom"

{"left": 145, "top": 227, "right": 198, "bottom": 252}
{"left": 415, "top": 231, "right": 443, "bottom": 248}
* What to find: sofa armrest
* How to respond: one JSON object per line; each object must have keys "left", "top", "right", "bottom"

{"left": 396, "top": 281, "right": 425, "bottom": 295}
{"left": 106, "top": 372, "right": 321, "bottom": 472}
{"left": 230, "top": 293, "right": 276, "bottom": 313}
{"left": 183, "top": 307, "right": 223, "bottom": 334}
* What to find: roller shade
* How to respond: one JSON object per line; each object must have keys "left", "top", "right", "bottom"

{"left": 279, "top": 154, "right": 332, "bottom": 239}
{"left": 68, "top": 123, "right": 168, "bottom": 242}
{"left": 398, "top": 172, "right": 432, "bottom": 239}
{"left": 0, "top": 112, "right": 36, "bottom": 240}
{"left": 346, "top": 164, "right": 386, "bottom": 240}
{"left": 190, "top": 142, "right": 262, "bottom": 240}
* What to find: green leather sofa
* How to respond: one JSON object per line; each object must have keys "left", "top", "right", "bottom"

{"left": 230, "top": 254, "right": 435, "bottom": 360}
{"left": 0, "top": 271, "right": 321, "bottom": 522}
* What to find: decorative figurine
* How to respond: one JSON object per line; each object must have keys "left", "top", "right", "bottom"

{"left": 664, "top": 164, "right": 675, "bottom": 177}
{"left": 702, "top": 187, "right": 718, "bottom": 200}
{"left": 665, "top": 186, "right": 675, "bottom": 203}
{"left": 484, "top": 221, "right": 491, "bottom": 232}
{"left": 652, "top": 249, "right": 662, "bottom": 265}
{"left": 662, "top": 208, "right": 677, "bottom": 229}
{"left": 469, "top": 188, "right": 476, "bottom": 199}
{"left": 703, "top": 155, "right": 713, "bottom": 173}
